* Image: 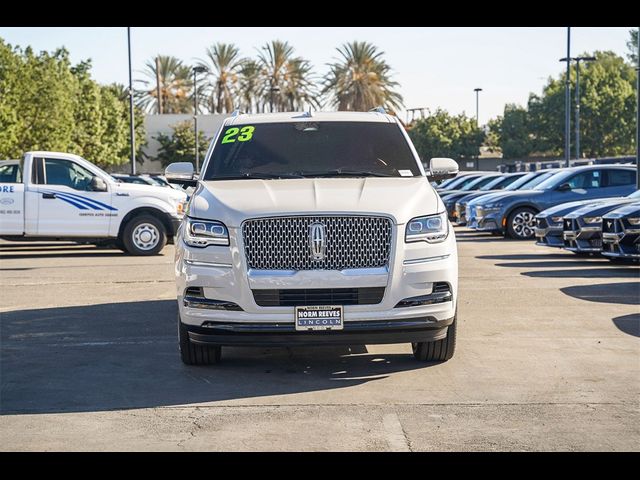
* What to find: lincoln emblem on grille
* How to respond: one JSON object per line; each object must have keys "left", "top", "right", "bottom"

{"left": 309, "top": 222, "right": 327, "bottom": 261}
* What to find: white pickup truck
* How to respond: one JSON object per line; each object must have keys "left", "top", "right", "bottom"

{"left": 0, "top": 151, "right": 188, "bottom": 255}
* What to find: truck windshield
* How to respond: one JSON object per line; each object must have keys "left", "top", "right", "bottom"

{"left": 203, "top": 122, "right": 420, "bottom": 180}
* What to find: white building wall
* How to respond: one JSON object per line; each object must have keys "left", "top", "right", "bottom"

{"left": 131, "top": 114, "right": 230, "bottom": 173}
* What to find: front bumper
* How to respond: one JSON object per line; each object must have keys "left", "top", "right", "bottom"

{"left": 562, "top": 219, "right": 602, "bottom": 252}
{"left": 184, "top": 316, "right": 453, "bottom": 347}
{"left": 175, "top": 222, "right": 458, "bottom": 338}
{"left": 535, "top": 228, "right": 563, "bottom": 247}
{"left": 534, "top": 217, "right": 564, "bottom": 247}
{"left": 601, "top": 220, "right": 640, "bottom": 259}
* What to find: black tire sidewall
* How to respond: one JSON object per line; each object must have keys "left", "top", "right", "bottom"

{"left": 121, "top": 214, "right": 167, "bottom": 256}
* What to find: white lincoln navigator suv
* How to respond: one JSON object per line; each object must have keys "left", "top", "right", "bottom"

{"left": 166, "top": 111, "right": 459, "bottom": 365}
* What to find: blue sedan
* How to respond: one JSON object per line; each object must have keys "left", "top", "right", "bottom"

{"left": 465, "top": 170, "right": 558, "bottom": 231}
{"left": 469, "top": 165, "right": 637, "bottom": 239}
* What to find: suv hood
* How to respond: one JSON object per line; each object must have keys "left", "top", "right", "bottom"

{"left": 190, "top": 177, "right": 441, "bottom": 227}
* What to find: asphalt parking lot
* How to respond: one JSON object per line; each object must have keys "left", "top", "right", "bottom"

{"left": 0, "top": 229, "right": 638, "bottom": 451}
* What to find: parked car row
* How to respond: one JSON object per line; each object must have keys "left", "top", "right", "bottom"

{"left": 437, "top": 165, "right": 637, "bottom": 237}
{"left": 435, "top": 163, "right": 639, "bottom": 261}
{"left": 535, "top": 191, "right": 640, "bottom": 261}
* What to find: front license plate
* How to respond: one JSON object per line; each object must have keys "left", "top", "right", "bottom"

{"left": 295, "top": 305, "right": 344, "bottom": 331}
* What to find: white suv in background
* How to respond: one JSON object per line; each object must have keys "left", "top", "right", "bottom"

{"left": 167, "top": 111, "right": 459, "bottom": 365}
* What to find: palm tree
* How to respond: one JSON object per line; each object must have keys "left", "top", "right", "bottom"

{"left": 135, "top": 55, "right": 193, "bottom": 114}
{"left": 197, "top": 43, "right": 243, "bottom": 114}
{"left": 237, "top": 60, "right": 262, "bottom": 112}
{"left": 282, "top": 58, "right": 321, "bottom": 111}
{"left": 257, "top": 40, "right": 295, "bottom": 112}
{"left": 322, "top": 41, "right": 403, "bottom": 112}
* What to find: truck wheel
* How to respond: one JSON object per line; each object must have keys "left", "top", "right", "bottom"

{"left": 412, "top": 315, "right": 456, "bottom": 362}
{"left": 121, "top": 214, "right": 167, "bottom": 256}
{"left": 179, "top": 318, "right": 221, "bottom": 365}
{"left": 506, "top": 207, "right": 537, "bottom": 240}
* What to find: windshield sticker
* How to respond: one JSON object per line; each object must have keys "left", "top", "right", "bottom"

{"left": 398, "top": 170, "right": 413, "bottom": 177}
{"left": 221, "top": 126, "right": 255, "bottom": 144}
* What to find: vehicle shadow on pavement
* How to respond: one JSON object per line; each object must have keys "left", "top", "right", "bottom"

{"left": 521, "top": 268, "right": 639, "bottom": 279}
{"left": 611, "top": 313, "right": 640, "bottom": 337}
{"left": 0, "top": 300, "right": 429, "bottom": 415}
{"left": 560, "top": 282, "right": 640, "bottom": 306}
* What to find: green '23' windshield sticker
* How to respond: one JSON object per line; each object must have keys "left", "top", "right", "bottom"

{"left": 221, "top": 125, "right": 255, "bottom": 144}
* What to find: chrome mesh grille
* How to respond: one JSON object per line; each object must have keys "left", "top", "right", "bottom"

{"left": 242, "top": 216, "right": 393, "bottom": 270}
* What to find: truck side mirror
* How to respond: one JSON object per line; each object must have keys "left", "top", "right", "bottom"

{"left": 428, "top": 158, "right": 459, "bottom": 182}
{"left": 165, "top": 162, "right": 197, "bottom": 187}
{"left": 90, "top": 176, "right": 108, "bottom": 192}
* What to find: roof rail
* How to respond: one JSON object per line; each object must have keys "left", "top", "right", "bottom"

{"left": 230, "top": 109, "right": 245, "bottom": 117}
{"left": 369, "top": 106, "right": 387, "bottom": 114}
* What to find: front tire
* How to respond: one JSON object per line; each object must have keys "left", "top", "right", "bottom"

{"left": 179, "top": 319, "right": 221, "bottom": 365}
{"left": 412, "top": 315, "right": 457, "bottom": 362}
{"left": 506, "top": 207, "right": 537, "bottom": 240}
{"left": 121, "top": 214, "right": 167, "bottom": 256}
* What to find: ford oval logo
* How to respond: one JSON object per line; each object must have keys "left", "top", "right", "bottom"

{"left": 309, "top": 222, "right": 327, "bottom": 261}
{"left": 0, "top": 198, "right": 14, "bottom": 205}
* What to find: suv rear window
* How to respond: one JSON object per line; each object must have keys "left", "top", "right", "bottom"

{"left": 203, "top": 122, "right": 419, "bottom": 179}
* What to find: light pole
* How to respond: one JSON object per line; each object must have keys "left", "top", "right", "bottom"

{"left": 560, "top": 55, "right": 596, "bottom": 160}
{"left": 561, "top": 27, "right": 571, "bottom": 168}
{"left": 474, "top": 88, "right": 482, "bottom": 127}
{"left": 192, "top": 66, "right": 207, "bottom": 174}
{"left": 127, "top": 27, "right": 136, "bottom": 175}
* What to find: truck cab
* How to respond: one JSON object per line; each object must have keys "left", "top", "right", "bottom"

{"left": 0, "top": 151, "right": 188, "bottom": 255}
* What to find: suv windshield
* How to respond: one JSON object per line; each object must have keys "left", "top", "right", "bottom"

{"left": 203, "top": 121, "right": 420, "bottom": 180}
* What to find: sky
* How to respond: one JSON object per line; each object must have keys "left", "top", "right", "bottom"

{"left": 0, "top": 27, "right": 635, "bottom": 124}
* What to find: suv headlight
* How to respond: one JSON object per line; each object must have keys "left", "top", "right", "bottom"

{"left": 406, "top": 212, "right": 449, "bottom": 243}
{"left": 184, "top": 217, "right": 229, "bottom": 247}
{"left": 583, "top": 216, "right": 602, "bottom": 224}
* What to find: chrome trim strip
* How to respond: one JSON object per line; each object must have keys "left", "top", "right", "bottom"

{"left": 247, "top": 266, "right": 389, "bottom": 277}
{"left": 403, "top": 255, "right": 450, "bottom": 265}
{"left": 185, "top": 259, "right": 233, "bottom": 268}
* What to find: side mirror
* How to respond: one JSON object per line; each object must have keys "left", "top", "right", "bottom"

{"left": 428, "top": 157, "right": 459, "bottom": 182}
{"left": 90, "top": 176, "right": 108, "bottom": 192}
{"left": 557, "top": 182, "right": 572, "bottom": 191}
{"left": 165, "top": 162, "right": 197, "bottom": 187}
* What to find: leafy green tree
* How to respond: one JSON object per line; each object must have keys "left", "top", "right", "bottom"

{"left": 627, "top": 29, "right": 638, "bottom": 66}
{"left": 323, "top": 41, "right": 403, "bottom": 112}
{"left": 408, "top": 109, "right": 484, "bottom": 162}
{"left": 0, "top": 42, "right": 77, "bottom": 157}
{"left": 528, "top": 51, "right": 636, "bottom": 158}
{"left": 155, "top": 121, "right": 210, "bottom": 167}
{"left": 490, "top": 104, "right": 534, "bottom": 159}
{"left": 104, "top": 83, "right": 148, "bottom": 165}
{"left": 0, "top": 39, "right": 145, "bottom": 168}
